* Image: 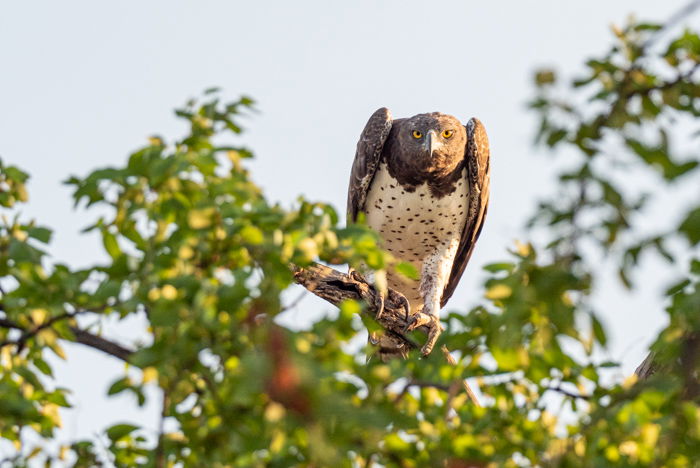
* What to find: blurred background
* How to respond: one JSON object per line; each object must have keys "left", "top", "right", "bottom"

{"left": 0, "top": 0, "right": 694, "bottom": 448}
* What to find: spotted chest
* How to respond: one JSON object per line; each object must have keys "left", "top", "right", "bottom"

{"left": 364, "top": 163, "right": 469, "bottom": 310}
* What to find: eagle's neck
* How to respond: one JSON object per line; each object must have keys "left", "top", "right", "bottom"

{"left": 383, "top": 147, "right": 464, "bottom": 199}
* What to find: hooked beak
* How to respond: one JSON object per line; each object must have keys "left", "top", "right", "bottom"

{"left": 425, "top": 129, "right": 441, "bottom": 156}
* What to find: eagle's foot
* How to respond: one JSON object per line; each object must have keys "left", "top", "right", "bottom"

{"left": 404, "top": 312, "right": 443, "bottom": 356}
{"left": 347, "top": 269, "right": 386, "bottom": 320}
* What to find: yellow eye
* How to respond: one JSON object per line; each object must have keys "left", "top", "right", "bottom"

{"left": 412, "top": 130, "right": 422, "bottom": 139}
{"left": 442, "top": 130, "right": 454, "bottom": 139}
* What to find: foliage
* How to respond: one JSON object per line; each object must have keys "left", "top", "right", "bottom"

{"left": 0, "top": 10, "right": 699, "bottom": 468}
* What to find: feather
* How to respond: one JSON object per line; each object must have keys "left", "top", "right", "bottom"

{"left": 440, "top": 118, "right": 490, "bottom": 307}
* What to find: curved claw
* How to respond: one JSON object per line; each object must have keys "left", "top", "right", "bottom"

{"left": 403, "top": 312, "right": 443, "bottom": 356}
{"left": 374, "top": 293, "right": 385, "bottom": 320}
{"left": 394, "top": 294, "right": 411, "bottom": 323}
{"left": 349, "top": 269, "right": 364, "bottom": 283}
{"left": 421, "top": 318, "right": 443, "bottom": 356}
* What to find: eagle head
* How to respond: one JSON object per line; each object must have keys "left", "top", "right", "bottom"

{"left": 397, "top": 113, "right": 467, "bottom": 176}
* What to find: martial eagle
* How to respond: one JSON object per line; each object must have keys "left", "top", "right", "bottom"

{"left": 347, "top": 108, "right": 490, "bottom": 358}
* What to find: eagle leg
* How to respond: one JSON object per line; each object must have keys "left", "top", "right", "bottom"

{"left": 404, "top": 312, "right": 443, "bottom": 356}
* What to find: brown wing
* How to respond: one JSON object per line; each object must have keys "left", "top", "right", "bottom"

{"left": 347, "top": 108, "right": 393, "bottom": 222}
{"left": 440, "top": 118, "right": 490, "bottom": 307}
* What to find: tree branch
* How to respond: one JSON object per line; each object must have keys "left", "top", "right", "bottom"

{"left": 292, "top": 262, "right": 481, "bottom": 406}
{"left": 69, "top": 327, "right": 134, "bottom": 362}
{"left": 635, "top": 351, "right": 659, "bottom": 379}
{"left": 543, "top": 383, "right": 591, "bottom": 401}
{"left": 292, "top": 263, "right": 420, "bottom": 350}
{"left": 1, "top": 308, "right": 134, "bottom": 363}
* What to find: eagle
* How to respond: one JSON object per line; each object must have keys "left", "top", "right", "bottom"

{"left": 347, "top": 108, "right": 490, "bottom": 358}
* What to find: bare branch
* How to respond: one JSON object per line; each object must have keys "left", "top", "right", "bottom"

{"left": 635, "top": 351, "right": 659, "bottom": 379}
{"left": 0, "top": 317, "right": 23, "bottom": 330}
{"left": 292, "top": 263, "right": 420, "bottom": 350}
{"left": 441, "top": 345, "right": 481, "bottom": 407}
{"left": 69, "top": 327, "right": 134, "bottom": 362}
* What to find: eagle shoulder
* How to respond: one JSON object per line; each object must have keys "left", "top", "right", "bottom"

{"left": 347, "top": 108, "right": 393, "bottom": 222}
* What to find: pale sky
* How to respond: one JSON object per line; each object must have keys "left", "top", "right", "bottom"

{"left": 0, "top": 0, "right": 694, "bottom": 455}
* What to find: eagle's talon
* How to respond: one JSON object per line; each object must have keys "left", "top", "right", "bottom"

{"left": 349, "top": 269, "right": 364, "bottom": 283}
{"left": 404, "top": 311, "right": 429, "bottom": 331}
{"left": 394, "top": 294, "right": 411, "bottom": 322}
{"left": 421, "top": 321, "right": 442, "bottom": 356}
{"left": 374, "top": 294, "right": 385, "bottom": 320}
{"left": 402, "top": 314, "right": 417, "bottom": 334}
{"left": 403, "top": 312, "right": 443, "bottom": 356}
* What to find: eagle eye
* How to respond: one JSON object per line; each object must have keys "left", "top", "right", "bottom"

{"left": 412, "top": 130, "right": 422, "bottom": 139}
{"left": 442, "top": 129, "right": 454, "bottom": 139}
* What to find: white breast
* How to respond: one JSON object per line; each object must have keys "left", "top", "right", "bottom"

{"left": 364, "top": 164, "right": 469, "bottom": 310}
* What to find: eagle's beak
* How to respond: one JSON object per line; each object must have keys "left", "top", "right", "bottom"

{"left": 426, "top": 130, "right": 441, "bottom": 156}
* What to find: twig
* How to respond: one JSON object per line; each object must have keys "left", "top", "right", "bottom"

{"left": 405, "top": 380, "right": 452, "bottom": 392}
{"left": 0, "top": 317, "right": 23, "bottom": 330}
{"left": 543, "top": 383, "right": 591, "bottom": 401}
{"left": 441, "top": 345, "right": 481, "bottom": 407}
{"left": 641, "top": 0, "right": 700, "bottom": 50}
{"left": 154, "top": 388, "right": 169, "bottom": 468}
{"left": 444, "top": 380, "right": 461, "bottom": 420}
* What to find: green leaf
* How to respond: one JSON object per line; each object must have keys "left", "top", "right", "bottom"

{"left": 149, "top": 305, "right": 179, "bottom": 326}
{"left": 106, "top": 423, "right": 139, "bottom": 442}
{"left": 667, "top": 281, "right": 691, "bottom": 301}
{"left": 240, "top": 225, "right": 264, "bottom": 245}
{"left": 27, "top": 227, "right": 52, "bottom": 244}
{"left": 107, "top": 377, "right": 131, "bottom": 396}
{"left": 339, "top": 299, "right": 362, "bottom": 318}
{"left": 591, "top": 314, "right": 607, "bottom": 346}
{"left": 46, "top": 391, "right": 71, "bottom": 408}
{"left": 546, "top": 128, "right": 568, "bottom": 147}
{"left": 395, "top": 262, "right": 419, "bottom": 280}
{"left": 691, "top": 258, "right": 700, "bottom": 275}
{"left": 102, "top": 231, "right": 121, "bottom": 259}
{"left": 492, "top": 347, "right": 520, "bottom": 371}
{"left": 33, "top": 358, "right": 53, "bottom": 377}
{"left": 384, "top": 433, "right": 411, "bottom": 452}
{"left": 679, "top": 207, "right": 700, "bottom": 245}
{"left": 8, "top": 238, "right": 42, "bottom": 263}
{"left": 94, "top": 279, "right": 122, "bottom": 301}
{"left": 483, "top": 262, "right": 516, "bottom": 273}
